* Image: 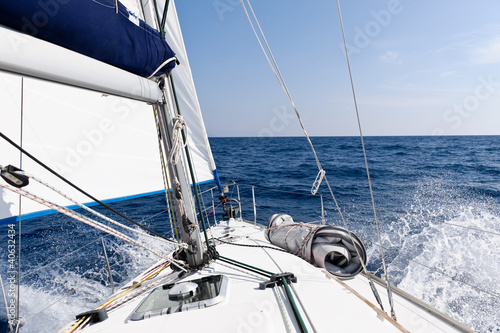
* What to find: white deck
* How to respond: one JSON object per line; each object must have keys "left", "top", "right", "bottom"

{"left": 74, "top": 219, "right": 470, "bottom": 333}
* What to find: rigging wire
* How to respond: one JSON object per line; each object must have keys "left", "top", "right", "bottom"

{"left": 15, "top": 169, "right": 170, "bottom": 243}
{"left": 24, "top": 239, "right": 178, "bottom": 330}
{"left": 153, "top": 105, "right": 181, "bottom": 244}
{"left": 335, "top": 0, "right": 397, "bottom": 319}
{"left": 16, "top": 76, "right": 24, "bottom": 332}
{"left": 361, "top": 238, "right": 500, "bottom": 299}
{"left": 0, "top": 131, "right": 175, "bottom": 243}
{"left": 167, "top": 74, "right": 211, "bottom": 246}
{"left": 239, "top": 0, "right": 387, "bottom": 314}
{"left": 216, "top": 183, "right": 500, "bottom": 299}
{"left": 21, "top": 209, "right": 167, "bottom": 281}
{"left": 0, "top": 182, "right": 187, "bottom": 272}
{"left": 227, "top": 183, "right": 500, "bottom": 236}
{"left": 20, "top": 236, "right": 104, "bottom": 280}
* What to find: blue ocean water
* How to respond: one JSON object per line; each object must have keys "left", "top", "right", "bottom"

{"left": 1, "top": 136, "right": 499, "bottom": 332}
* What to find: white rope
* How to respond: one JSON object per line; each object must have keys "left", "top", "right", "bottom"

{"left": 274, "top": 287, "right": 294, "bottom": 333}
{"left": 0, "top": 182, "right": 187, "bottom": 272}
{"left": 105, "top": 270, "right": 176, "bottom": 312}
{"left": 169, "top": 115, "right": 187, "bottom": 164}
{"left": 14, "top": 170, "right": 179, "bottom": 245}
{"left": 147, "top": 57, "right": 177, "bottom": 79}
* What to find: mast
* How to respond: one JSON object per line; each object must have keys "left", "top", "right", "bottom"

{"left": 153, "top": 88, "right": 204, "bottom": 267}
{"left": 139, "top": 0, "right": 206, "bottom": 267}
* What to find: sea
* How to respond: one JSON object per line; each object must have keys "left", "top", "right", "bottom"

{"left": 1, "top": 135, "right": 499, "bottom": 332}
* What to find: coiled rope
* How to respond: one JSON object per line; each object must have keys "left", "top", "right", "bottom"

{"left": 169, "top": 114, "right": 187, "bottom": 164}
{"left": 239, "top": 0, "right": 387, "bottom": 314}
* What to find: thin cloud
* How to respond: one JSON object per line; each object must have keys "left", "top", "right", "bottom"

{"left": 429, "top": 25, "right": 500, "bottom": 65}
{"left": 474, "top": 38, "right": 500, "bottom": 64}
{"left": 380, "top": 51, "right": 402, "bottom": 64}
{"left": 440, "top": 71, "right": 453, "bottom": 77}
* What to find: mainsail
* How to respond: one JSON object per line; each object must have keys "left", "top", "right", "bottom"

{"left": 0, "top": 0, "right": 219, "bottom": 224}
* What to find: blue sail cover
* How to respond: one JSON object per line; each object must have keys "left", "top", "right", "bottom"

{"left": 0, "top": 0, "right": 176, "bottom": 77}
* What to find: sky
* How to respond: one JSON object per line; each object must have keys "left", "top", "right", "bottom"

{"left": 174, "top": 0, "right": 500, "bottom": 137}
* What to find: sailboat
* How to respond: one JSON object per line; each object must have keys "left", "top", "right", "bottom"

{"left": 0, "top": 0, "right": 484, "bottom": 332}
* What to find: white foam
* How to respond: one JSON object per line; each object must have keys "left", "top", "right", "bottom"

{"left": 1, "top": 229, "right": 176, "bottom": 333}
{"left": 386, "top": 179, "right": 500, "bottom": 332}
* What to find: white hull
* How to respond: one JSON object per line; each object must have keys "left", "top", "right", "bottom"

{"left": 66, "top": 218, "right": 471, "bottom": 333}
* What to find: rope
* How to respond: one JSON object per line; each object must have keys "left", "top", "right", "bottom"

{"left": 22, "top": 208, "right": 168, "bottom": 281}
{"left": 98, "top": 262, "right": 172, "bottom": 312}
{"left": 21, "top": 237, "right": 103, "bottom": 280}
{"left": 216, "top": 260, "right": 266, "bottom": 281}
{"left": 0, "top": 131, "right": 173, "bottom": 243}
{"left": 216, "top": 237, "right": 288, "bottom": 252}
{"left": 203, "top": 199, "right": 225, "bottom": 220}
{"left": 226, "top": 183, "right": 500, "bottom": 236}
{"left": 282, "top": 277, "right": 308, "bottom": 333}
{"left": 238, "top": 1, "right": 389, "bottom": 314}
{"left": 167, "top": 74, "right": 211, "bottom": 246}
{"left": 15, "top": 170, "right": 177, "bottom": 244}
{"left": 169, "top": 115, "right": 187, "bottom": 164}
{"left": 27, "top": 247, "right": 170, "bottom": 330}
{"left": 147, "top": 56, "right": 177, "bottom": 79}
{"left": 153, "top": 105, "right": 181, "bottom": 244}
{"left": 274, "top": 286, "right": 294, "bottom": 333}
{"left": 323, "top": 270, "right": 410, "bottom": 333}
{"left": 216, "top": 255, "right": 273, "bottom": 278}
{"left": 104, "top": 269, "right": 175, "bottom": 312}
{"left": 289, "top": 283, "right": 318, "bottom": 333}
{"left": 0, "top": 183, "right": 187, "bottom": 272}
{"left": 62, "top": 257, "right": 173, "bottom": 331}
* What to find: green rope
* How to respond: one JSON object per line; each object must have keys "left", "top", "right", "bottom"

{"left": 160, "top": 0, "right": 170, "bottom": 37}
{"left": 215, "top": 254, "right": 308, "bottom": 331}
{"left": 282, "top": 277, "right": 308, "bottom": 333}
{"left": 216, "top": 255, "right": 274, "bottom": 277}
{"left": 152, "top": 0, "right": 163, "bottom": 35}
{"left": 168, "top": 75, "right": 211, "bottom": 247}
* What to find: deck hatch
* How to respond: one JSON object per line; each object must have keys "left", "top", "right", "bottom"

{"left": 129, "top": 275, "right": 228, "bottom": 321}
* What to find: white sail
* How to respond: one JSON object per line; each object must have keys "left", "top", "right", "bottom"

{"left": 121, "top": 0, "right": 219, "bottom": 186}
{"left": 0, "top": 0, "right": 219, "bottom": 223}
{"left": 163, "top": 1, "right": 219, "bottom": 187}
{"left": 0, "top": 73, "right": 166, "bottom": 223}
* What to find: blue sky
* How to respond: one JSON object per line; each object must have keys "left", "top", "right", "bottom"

{"left": 175, "top": 0, "right": 500, "bottom": 137}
